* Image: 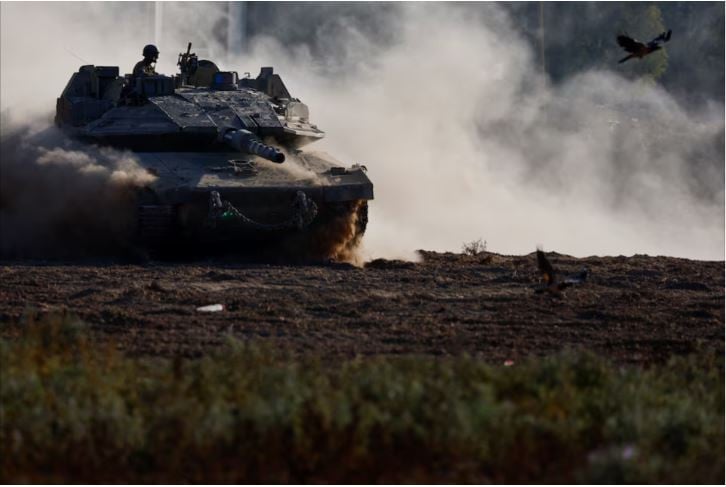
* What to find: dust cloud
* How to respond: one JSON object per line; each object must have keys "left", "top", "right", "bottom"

{"left": 0, "top": 124, "right": 155, "bottom": 258}
{"left": 1, "top": 3, "right": 723, "bottom": 260}
{"left": 240, "top": 4, "right": 723, "bottom": 261}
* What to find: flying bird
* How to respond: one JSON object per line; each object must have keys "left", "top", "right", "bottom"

{"left": 617, "top": 29, "right": 672, "bottom": 64}
{"left": 535, "top": 248, "right": 588, "bottom": 296}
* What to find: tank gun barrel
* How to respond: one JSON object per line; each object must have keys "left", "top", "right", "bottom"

{"left": 223, "top": 129, "right": 285, "bottom": 163}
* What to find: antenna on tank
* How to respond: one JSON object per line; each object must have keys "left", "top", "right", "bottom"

{"left": 63, "top": 46, "right": 89, "bottom": 64}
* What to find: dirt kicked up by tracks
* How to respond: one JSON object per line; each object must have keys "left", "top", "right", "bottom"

{"left": 0, "top": 251, "right": 723, "bottom": 365}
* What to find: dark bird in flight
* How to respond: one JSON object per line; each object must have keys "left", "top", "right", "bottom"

{"left": 617, "top": 29, "right": 672, "bottom": 64}
{"left": 535, "top": 248, "right": 588, "bottom": 296}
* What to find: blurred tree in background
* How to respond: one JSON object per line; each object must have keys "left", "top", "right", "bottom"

{"left": 658, "top": 1, "right": 725, "bottom": 105}
{"left": 527, "top": 3, "right": 667, "bottom": 83}
{"left": 244, "top": 2, "right": 724, "bottom": 106}
{"left": 617, "top": 3, "right": 668, "bottom": 83}
{"left": 512, "top": 1, "right": 723, "bottom": 104}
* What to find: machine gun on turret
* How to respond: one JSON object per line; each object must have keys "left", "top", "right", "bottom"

{"left": 177, "top": 42, "right": 198, "bottom": 86}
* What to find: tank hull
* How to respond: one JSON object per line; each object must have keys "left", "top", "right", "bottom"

{"left": 133, "top": 150, "right": 372, "bottom": 259}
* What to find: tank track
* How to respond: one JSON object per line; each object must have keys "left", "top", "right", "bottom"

{"left": 134, "top": 199, "right": 369, "bottom": 262}
{"left": 137, "top": 205, "right": 175, "bottom": 245}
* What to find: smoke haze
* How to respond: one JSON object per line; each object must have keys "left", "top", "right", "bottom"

{"left": 0, "top": 125, "right": 155, "bottom": 258}
{"left": 1, "top": 2, "right": 723, "bottom": 260}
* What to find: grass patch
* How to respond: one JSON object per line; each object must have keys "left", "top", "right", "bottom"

{"left": 461, "top": 238, "right": 487, "bottom": 256}
{"left": 1, "top": 314, "right": 723, "bottom": 483}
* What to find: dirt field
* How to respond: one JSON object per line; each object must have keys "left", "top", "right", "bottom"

{"left": 0, "top": 251, "right": 723, "bottom": 364}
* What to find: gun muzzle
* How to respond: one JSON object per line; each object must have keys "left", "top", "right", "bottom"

{"left": 223, "top": 129, "right": 285, "bottom": 163}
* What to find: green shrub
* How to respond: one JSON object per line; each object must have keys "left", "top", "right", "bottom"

{"left": 1, "top": 315, "right": 723, "bottom": 483}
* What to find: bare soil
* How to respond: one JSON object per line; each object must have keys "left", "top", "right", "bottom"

{"left": 0, "top": 251, "right": 723, "bottom": 364}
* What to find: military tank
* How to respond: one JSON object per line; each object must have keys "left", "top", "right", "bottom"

{"left": 55, "top": 43, "right": 373, "bottom": 260}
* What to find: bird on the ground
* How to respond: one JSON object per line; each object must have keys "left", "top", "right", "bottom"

{"left": 535, "top": 248, "right": 588, "bottom": 296}
{"left": 617, "top": 29, "right": 672, "bottom": 64}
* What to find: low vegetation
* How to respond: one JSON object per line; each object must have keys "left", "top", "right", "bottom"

{"left": 1, "top": 314, "right": 723, "bottom": 483}
{"left": 461, "top": 238, "right": 487, "bottom": 256}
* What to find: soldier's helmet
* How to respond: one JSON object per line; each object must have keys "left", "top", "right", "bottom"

{"left": 143, "top": 44, "right": 159, "bottom": 61}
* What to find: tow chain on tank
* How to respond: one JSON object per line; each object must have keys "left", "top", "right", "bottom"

{"left": 206, "top": 190, "right": 317, "bottom": 231}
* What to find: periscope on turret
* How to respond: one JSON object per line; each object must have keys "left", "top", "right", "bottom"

{"left": 54, "top": 42, "right": 373, "bottom": 258}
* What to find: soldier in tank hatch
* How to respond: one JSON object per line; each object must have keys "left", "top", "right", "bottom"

{"left": 133, "top": 44, "right": 159, "bottom": 77}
